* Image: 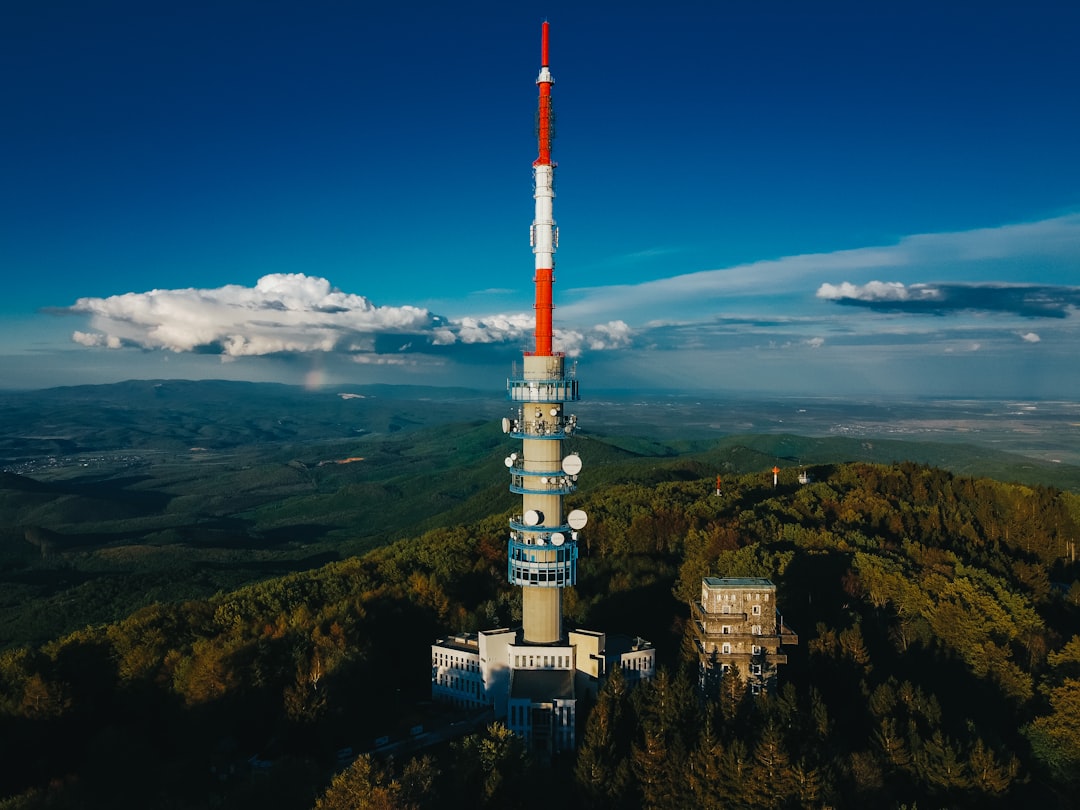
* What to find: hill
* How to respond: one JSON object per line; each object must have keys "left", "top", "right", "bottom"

{"left": 1, "top": 380, "right": 1079, "bottom": 648}
{"left": 0, "top": 457, "right": 1077, "bottom": 808}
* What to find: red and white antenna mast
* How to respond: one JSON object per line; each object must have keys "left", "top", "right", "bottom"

{"left": 531, "top": 20, "right": 556, "bottom": 356}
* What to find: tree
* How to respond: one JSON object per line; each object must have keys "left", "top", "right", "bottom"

{"left": 314, "top": 754, "right": 438, "bottom": 810}
{"left": 576, "top": 667, "right": 634, "bottom": 808}
{"left": 1025, "top": 678, "right": 1080, "bottom": 788}
{"left": 452, "top": 723, "right": 530, "bottom": 806}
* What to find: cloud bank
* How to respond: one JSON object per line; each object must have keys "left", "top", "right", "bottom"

{"left": 66, "top": 273, "right": 627, "bottom": 360}
{"left": 62, "top": 215, "right": 1080, "bottom": 379}
{"left": 816, "top": 281, "right": 1080, "bottom": 318}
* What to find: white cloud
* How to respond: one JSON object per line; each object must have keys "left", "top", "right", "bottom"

{"left": 1019, "top": 332, "right": 1041, "bottom": 343}
{"left": 66, "top": 273, "right": 637, "bottom": 360}
{"left": 815, "top": 281, "right": 941, "bottom": 302}
{"left": 69, "top": 273, "right": 432, "bottom": 356}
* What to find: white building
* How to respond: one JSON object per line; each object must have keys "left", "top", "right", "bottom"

{"left": 432, "top": 628, "right": 655, "bottom": 752}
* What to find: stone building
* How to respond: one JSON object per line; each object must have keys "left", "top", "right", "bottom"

{"left": 692, "top": 576, "right": 798, "bottom": 694}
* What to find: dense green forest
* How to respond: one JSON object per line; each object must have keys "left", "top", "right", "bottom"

{"left": 1, "top": 456, "right": 1079, "bottom": 809}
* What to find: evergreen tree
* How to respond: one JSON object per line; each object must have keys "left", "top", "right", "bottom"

{"left": 575, "top": 666, "right": 634, "bottom": 808}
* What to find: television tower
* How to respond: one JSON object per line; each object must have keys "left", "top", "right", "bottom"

{"left": 431, "top": 24, "right": 653, "bottom": 753}
{"left": 503, "top": 20, "right": 585, "bottom": 645}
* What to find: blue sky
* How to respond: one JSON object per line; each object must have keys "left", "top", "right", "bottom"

{"left": 3, "top": 0, "right": 1079, "bottom": 397}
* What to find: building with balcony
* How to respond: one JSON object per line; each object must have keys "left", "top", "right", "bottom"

{"left": 692, "top": 576, "right": 798, "bottom": 694}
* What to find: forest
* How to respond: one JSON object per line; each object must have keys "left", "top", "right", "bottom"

{"left": 1, "top": 455, "right": 1079, "bottom": 808}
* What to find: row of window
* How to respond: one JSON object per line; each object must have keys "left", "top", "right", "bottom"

{"left": 509, "top": 703, "right": 575, "bottom": 728}
{"left": 621, "top": 655, "right": 653, "bottom": 671}
{"left": 711, "top": 591, "right": 771, "bottom": 602}
{"left": 434, "top": 672, "right": 483, "bottom": 698}
{"left": 711, "top": 603, "right": 765, "bottom": 615}
{"left": 509, "top": 566, "right": 574, "bottom": 585}
{"left": 433, "top": 651, "right": 479, "bottom": 672}
{"left": 720, "top": 643, "right": 764, "bottom": 655}
{"left": 513, "top": 653, "right": 571, "bottom": 668}
{"left": 720, "top": 624, "right": 764, "bottom": 635}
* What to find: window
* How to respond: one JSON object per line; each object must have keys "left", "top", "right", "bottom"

{"left": 752, "top": 604, "right": 761, "bottom": 615}
{"left": 722, "top": 625, "right": 731, "bottom": 634}
{"left": 752, "top": 625, "right": 762, "bottom": 635}
{"left": 751, "top": 664, "right": 762, "bottom": 676}
{"left": 721, "top": 643, "right": 731, "bottom": 654}
{"left": 752, "top": 645, "right": 761, "bottom": 655}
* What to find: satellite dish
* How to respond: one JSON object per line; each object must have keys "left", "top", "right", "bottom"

{"left": 551, "top": 532, "right": 565, "bottom": 546}
{"left": 524, "top": 509, "right": 543, "bottom": 526}
{"left": 501, "top": 417, "right": 511, "bottom": 433}
{"left": 504, "top": 457, "right": 514, "bottom": 468}
{"left": 561, "top": 454, "right": 583, "bottom": 476}
{"left": 567, "top": 509, "right": 588, "bottom": 530}
{"left": 550, "top": 408, "right": 559, "bottom": 416}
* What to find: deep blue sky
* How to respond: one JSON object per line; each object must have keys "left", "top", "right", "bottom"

{"left": 3, "top": 0, "right": 1079, "bottom": 397}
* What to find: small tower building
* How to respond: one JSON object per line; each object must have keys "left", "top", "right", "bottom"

{"left": 693, "top": 577, "right": 798, "bottom": 694}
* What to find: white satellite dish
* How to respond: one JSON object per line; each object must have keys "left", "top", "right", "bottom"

{"left": 504, "top": 457, "right": 514, "bottom": 468}
{"left": 550, "top": 407, "right": 559, "bottom": 416}
{"left": 567, "top": 509, "right": 588, "bottom": 530}
{"left": 523, "top": 509, "right": 543, "bottom": 526}
{"left": 501, "top": 417, "right": 511, "bottom": 433}
{"left": 561, "top": 454, "right": 583, "bottom": 476}
{"left": 551, "top": 532, "right": 565, "bottom": 546}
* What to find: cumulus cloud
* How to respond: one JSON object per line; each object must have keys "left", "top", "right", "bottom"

{"left": 66, "top": 273, "right": 635, "bottom": 360}
{"left": 68, "top": 274, "right": 434, "bottom": 356}
{"left": 816, "top": 281, "right": 1080, "bottom": 318}
{"left": 1019, "top": 332, "right": 1041, "bottom": 343}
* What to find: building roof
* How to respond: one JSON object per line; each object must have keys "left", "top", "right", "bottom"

{"left": 509, "top": 669, "right": 575, "bottom": 703}
{"left": 703, "top": 577, "right": 775, "bottom": 589}
{"left": 605, "top": 633, "right": 654, "bottom": 657}
{"left": 432, "top": 633, "right": 479, "bottom": 653}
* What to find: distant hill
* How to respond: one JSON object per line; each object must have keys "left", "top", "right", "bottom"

{"left": 1, "top": 379, "right": 1078, "bottom": 648}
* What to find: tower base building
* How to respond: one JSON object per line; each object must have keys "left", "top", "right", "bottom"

{"left": 432, "top": 629, "right": 654, "bottom": 752}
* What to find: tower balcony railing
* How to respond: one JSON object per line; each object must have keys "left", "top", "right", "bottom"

{"left": 508, "top": 412, "right": 578, "bottom": 440}
{"left": 508, "top": 518, "right": 577, "bottom": 538}
{"left": 508, "top": 467, "right": 577, "bottom": 496}
{"left": 507, "top": 377, "right": 580, "bottom": 403}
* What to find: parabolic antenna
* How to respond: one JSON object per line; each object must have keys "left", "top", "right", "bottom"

{"left": 551, "top": 532, "right": 565, "bottom": 546}
{"left": 523, "top": 509, "right": 543, "bottom": 526}
{"left": 502, "top": 417, "right": 511, "bottom": 433}
{"left": 504, "top": 457, "right": 514, "bottom": 468}
{"left": 567, "top": 509, "right": 588, "bottom": 530}
{"left": 561, "top": 454, "right": 583, "bottom": 476}
{"left": 550, "top": 407, "right": 559, "bottom": 416}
